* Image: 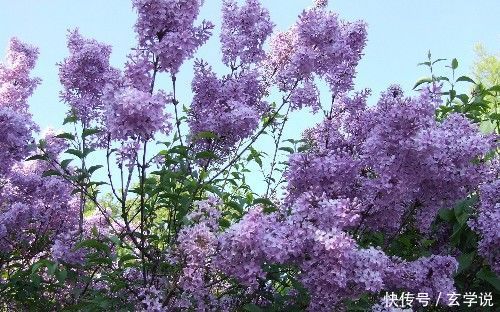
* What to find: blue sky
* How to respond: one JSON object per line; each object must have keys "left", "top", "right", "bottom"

{"left": 1, "top": 0, "right": 499, "bottom": 193}
{"left": 1, "top": 0, "right": 499, "bottom": 130}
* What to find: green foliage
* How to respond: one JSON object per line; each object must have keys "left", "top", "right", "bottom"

{"left": 416, "top": 51, "right": 500, "bottom": 134}
{"left": 435, "top": 196, "right": 500, "bottom": 310}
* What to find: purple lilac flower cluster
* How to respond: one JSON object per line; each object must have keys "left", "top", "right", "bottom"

{"left": 188, "top": 60, "right": 268, "bottom": 157}
{"left": 188, "top": 0, "right": 274, "bottom": 158}
{"left": 0, "top": 161, "right": 79, "bottom": 257}
{"left": 1, "top": 0, "right": 498, "bottom": 310}
{"left": 132, "top": 0, "right": 214, "bottom": 74}
{"left": 221, "top": 0, "right": 274, "bottom": 66}
{"left": 472, "top": 178, "right": 500, "bottom": 274}
{"left": 265, "top": 3, "right": 367, "bottom": 110}
{"left": 0, "top": 39, "right": 39, "bottom": 175}
{"left": 58, "top": 29, "right": 119, "bottom": 125}
{"left": 0, "top": 38, "right": 40, "bottom": 112}
{"left": 287, "top": 86, "right": 494, "bottom": 234}
{"left": 208, "top": 191, "right": 459, "bottom": 310}
{"left": 104, "top": 87, "right": 172, "bottom": 141}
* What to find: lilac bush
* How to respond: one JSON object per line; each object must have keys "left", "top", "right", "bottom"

{"left": 0, "top": 0, "right": 498, "bottom": 311}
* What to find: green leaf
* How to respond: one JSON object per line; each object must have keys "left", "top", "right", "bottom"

{"left": 193, "top": 131, "right": 219, "bottom": 140}
{"left": 83, "top": 147, "right": 95, "bottom": 157}
{"left": 31, "top": 259, "right": 52, "bottom": 274}
{"left": 451, "top": 58, "right": 458, "bottom": 70}
{"left": 63, "top": 115, "right": 78, "bottom": 125}
{"left": 219, "top": 218, "right": 231, "bottom": 228}
{"left": 88, "top": 181, "right": 107, "bottom": 187}
{"left": 476, "top": 268, "right": 500, "bottom": 291}
{"left": 487, "top": 85, "right": 500, "bottom": 93}
{"left": 297, "top": 145, "right": 310, "bottom": 153}
{"left": 55, "top": 268, "right": 67, "bottom": 283}
{"left": 226, "top": 200, "right": 243, "bottom": 214}
{"left": 456, "top": 76, "right": 475, "bottom": 84}
{"left": 417, "top": 61, "right": 431, "bottom": 67}
{"left": 42, "top": 169, "right": 61, "bottom": 177}
{"left": 88, "top": 165, "right": 103, "bottom": 174}
{"left": 253, "top": 198, "right": 274, "bottom": 206}
{"left": 438, "top": 208, "right": 454, "bottom": 222}
{"left": 279, "top": 147, "right": 295, "bottom": 154}
{"left": 74, "top": 239, "right": 111, "bottom": 254}
{"left": 118, "top": 254, "right": 137, "bottom": 266}
{"left": 66, "top": 149, "right": 84, "bottom": 158}
{"left": 253, "top": 198, "right": 277, "bottom": 214}
{"left": 455, "top": 94, "right": 469, "bottom": 104}
{"left": 432, "top": 58, "right": 447, "bottom": 65}
{"left": 435, "top": 76, "right": 450, "bottom": 82}
{"left": 450, "top": 223, "right": 465, "bottom": 246}
{"left": 47, "top": 262, "right": 57, "bottom": 276}
{"left": 454, "top": 196, "right": 477, "bottom": 218}
{"left": 88, "top": 257, "right": 113, "bottom": 266}
{"left": 413, "top": 77, "right": 432, "bottom": 90}
{"left": 449, "top": 89, "right": 456, "bottom": 101}
{"left": 55, "top": 132, "right": 76, "bottom": 140}
{"left": 26, "top": 154, "right": 47, "bottom": 161}
{"left": 60, "top": 159, "right": 73, "bottom": 169}
{"left": 195, "top": 151, "right": 217, "bottom": 160}
{"left": 456, "top": 212, "right": 469, "bottom": 226}
{"left": 82, "top": 128, "right": 101, "bottom": 138}
{"left": 457, "top": 252, "right": 475, "bottom": 274}
{"left": 31, "top": 274, "right": 42, "bottom": 287}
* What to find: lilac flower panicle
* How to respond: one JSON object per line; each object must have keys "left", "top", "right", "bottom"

{"left": 314, "top": 0, "right": 328, "bottom": 8}
{"left": 138, "top": 286, "right": 164, "bottom": 312}
{"left": 104, "top": 87, "right": 172, "bottom": 141}
{"left": 41, "top": 128, "right": 70, "bottom": 159}
{"left": 215, "top": 207, "right": 271, "bottom": 289}
{"left": 132, "top": 0, "right": 214, "bottom": 73}
{"left": 115, "top": 140, "right": 141, "bottom": 168}
{"left": 221, "top": 0, "right": 274, "bottom": 65}
{"left": 174, "top": 197, "right": 225, "bottom": 310}
{"left": 289, "top": 79, "right": 321, "bottom": 112}
{"left": 472, "top": 179, "right": 500, "bottom": 274}
{"left": 124, "top": 49, "right": 154, "bottom": 93}
{"left": 58, "top": 29, "right": 119, "bottom": 124}
{"left": 385, "top": 255, "right": 458, "bottom": 300}
{"left": 0, "top": 39, "right": 40, "bottom": 175}
{"left": 0, "top": 107, "right": 37, "bottom": 175}
{"left": 0, "top": 162, "right": 79, "bottom": 256}
{"left": 265, "top": 5, "right": 367, "bottom": 110}
{"left": 188, "top": 60, "right": 268, "bottom": 157}
{"left": 287, "top": 86, "right": 494, "bottom": 234}
{"left": 0, "top": 38, "right": 41, "bottom": 112}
